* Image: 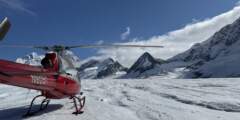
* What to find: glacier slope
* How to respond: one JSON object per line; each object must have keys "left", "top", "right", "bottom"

{"left": 1, "top": 78, "right": 240, "bottom": 120}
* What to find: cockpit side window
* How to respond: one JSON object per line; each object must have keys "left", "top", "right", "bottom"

{"left": 41, "top": 53, "right": 59, "bottom": 71}
{"left": 41, "top": 57, "right": 53, "bottom": 68}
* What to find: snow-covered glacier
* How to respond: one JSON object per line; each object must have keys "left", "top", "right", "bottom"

{"left": 1, "top": 78, "right": 240, "bottom": 120}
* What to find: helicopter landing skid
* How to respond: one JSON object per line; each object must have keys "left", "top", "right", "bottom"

{"left": 23, "top": 95, "right": 50, "bottom": 118}
{"left": 71, "top": 95, "right": 85, "bottom": 115}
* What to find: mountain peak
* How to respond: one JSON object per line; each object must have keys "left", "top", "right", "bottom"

{"left": 123, "top": 52, "right": 164, "bottom": 78}
{"left": 78, "top": 57, "right": 127, "bottom": 79}
{"left": 129, "top": 52, "right": 157, "bottom": 71}
{"left": 142, "top": 52, "right": 153, "bottom": 57}
{"left": 102, "top": 58, "right": 114, "bottom": 64}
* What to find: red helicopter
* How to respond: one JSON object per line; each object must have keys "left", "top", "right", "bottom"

{"left": 0, "top": 17, "right": 163, "bottom": 117}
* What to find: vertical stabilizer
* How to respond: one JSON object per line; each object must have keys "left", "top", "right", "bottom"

{"left": 0, "top": 17, "right": 11, "bottom": 41}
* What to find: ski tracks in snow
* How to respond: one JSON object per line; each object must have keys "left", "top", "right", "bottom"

{"left": 82, "top": 78, "right": 240, "bottom": 120}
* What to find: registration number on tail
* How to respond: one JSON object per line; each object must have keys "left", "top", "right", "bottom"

{"left": 31, "top": 75, "right": 47, "bottom": 85}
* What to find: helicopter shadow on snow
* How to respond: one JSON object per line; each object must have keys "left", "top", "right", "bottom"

{"left": 0, "top": 104, "right": 63, "bottom": 120}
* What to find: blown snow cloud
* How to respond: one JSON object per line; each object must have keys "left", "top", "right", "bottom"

{"left": 121, "top": 27, "right": 131, "bottom": 40}
{"left": 236, "top": 1, "right": 240, "bottom": 6}
{"left": 96, "top": 6, "right": 240, "bottom": 67}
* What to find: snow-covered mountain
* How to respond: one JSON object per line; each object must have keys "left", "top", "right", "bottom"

{"left": 168, "top": 16, "right": 240, "bottom": 78}
{"left": 78, "top": 58, "right": 127, "bottom": 79}
{"left": 16, "top": 52, "right": 44, "bottom": 66}
{"left": 123, "top": 16, "right": 240, "bottom": 79}
{"left": 171, "top": 17, "right": 240, "bottom": 62}
{"left": 123, "top": 52, "right": 165, "bottom": 78}
{"left": 60, "top": 50, "right": 82, "bottom": 68}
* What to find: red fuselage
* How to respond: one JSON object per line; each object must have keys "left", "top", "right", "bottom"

{"left": 0, "top": 59, "right": 80, "bottom": 99}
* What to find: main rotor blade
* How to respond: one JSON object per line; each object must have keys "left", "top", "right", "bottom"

{"left": 0, "top": 17, "right": 11, "bottom": 41}
{"left": 0, "top": 45, "right": 35, "bottom": 48}
{"left": 68, "top": 44, "right": 164, "bottom": 49}
{"left": 0, "top": 44, "right": 164, "bottom": 51}
{"left": 0, "top": 45, "right": 51, "bottom": 50}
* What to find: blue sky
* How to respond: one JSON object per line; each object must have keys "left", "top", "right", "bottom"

{"left": 0, "top": 0, "right": 239, "bottom": 62}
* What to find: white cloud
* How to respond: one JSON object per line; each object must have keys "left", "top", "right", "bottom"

{"left": 121, "top": 27, "right": 131, "bottom": 40}
{"left": 96, "top": 6, "right": 240, "bottom": 67}
{"left": 96, "top": 40, "right": 104, "bottom": 45}
{"left": 0, "top": 0, "right": 36, "bottom": 16}
{"left": 236, "top": 1, "right": 240, "bottom": 6}
{"left": 191, "top": 18, "right": 200, "bottom": 24}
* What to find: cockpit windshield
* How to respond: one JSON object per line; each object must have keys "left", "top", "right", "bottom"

{"left": 58, "top": 52, "right": 75, "bottom": 70}
{"left": 58, "top": 51, "right": 81, "bottom": 82}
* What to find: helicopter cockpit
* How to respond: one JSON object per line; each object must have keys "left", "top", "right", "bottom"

{"left": 41, "top": 52, "right": 80, "bottom": 82}
{"left": 41, "top": 52, "right": 59, "bottom": 71}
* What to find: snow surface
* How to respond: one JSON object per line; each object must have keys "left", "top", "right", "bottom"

{"left": 1, "top": 78, "right": 240, "bottom": 120}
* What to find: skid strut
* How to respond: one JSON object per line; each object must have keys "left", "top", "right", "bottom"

{"left": 23, "top": 95, "right": 50, "bottom": 117}
{"left": 71, "top": 95, "right": 85, "bottom": 115}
